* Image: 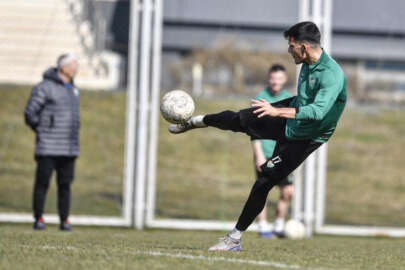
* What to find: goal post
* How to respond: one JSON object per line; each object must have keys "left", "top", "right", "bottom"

{"left": 142, "top": 0, "right": 331, "bottom": 233}
{"left": 0, "top": 0, "right": 141, "bottom": 228}
{"left": 295, "top": 0, "right": 405, "bottom": 238}
{"left": 133, "top": 0, "right": 405, "bottom": 238}
{"left": 291, "top": 0, "right": 332, "bottom": 237}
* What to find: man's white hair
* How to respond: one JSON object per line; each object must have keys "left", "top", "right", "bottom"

{"left": 57, "top": 53, "right": 79, "bottom": 69}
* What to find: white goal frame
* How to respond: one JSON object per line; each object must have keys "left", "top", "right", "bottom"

{"left": 142, "top": 0, "right": 405, "bottom": 238}
{"left": 0, "top": 0, "right": 141, "bottom": 228}
{"left": 292, "top": 0, "right": 405, "bottom": 238}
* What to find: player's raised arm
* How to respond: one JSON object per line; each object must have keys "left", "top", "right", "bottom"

{"left": 251, "top": 99, "right": 297, "bottom": 119}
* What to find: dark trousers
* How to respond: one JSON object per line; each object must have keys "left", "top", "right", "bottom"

{"left": 33, "top": 156, "right": 76, "bottom": 221}
{"left": 203, "top": 98, "right": 322, "bottom": 231}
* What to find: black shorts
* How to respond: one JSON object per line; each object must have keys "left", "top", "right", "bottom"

{"left": 255, "top": 168, "right": 292, "bottom": 187}
{"left": 239, "top": 97, "right": 294, "bottom": 141}
{"left": 204, "top": 97, "right": 322, "bottom": 186}
{"left": 239, "top": 97, "right": 322, "bottom": 185}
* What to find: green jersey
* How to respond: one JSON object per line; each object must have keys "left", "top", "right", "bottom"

{"left": 254, "top": 88, "right": 292, "bottom": 158}
{"left": 286, "top": 51, "right": 347, "bottom": 143}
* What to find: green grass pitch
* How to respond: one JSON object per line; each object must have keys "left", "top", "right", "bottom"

{"left": 1, "top": 85, "right": 405, "bottom": 269}
{"left": 1, "top": 224, "right": 405, "bottom": 269}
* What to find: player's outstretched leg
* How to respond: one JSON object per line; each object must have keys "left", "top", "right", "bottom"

{"left": 168, "top": 115, "right": 207, "bottom": 134}
{"left": 169, "top": 110, "right": 249, "bottom": 134}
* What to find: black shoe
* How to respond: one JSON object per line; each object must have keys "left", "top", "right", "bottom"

{"left": 60, "top": 219, "right": 72, "bottom": 231}
{"left": 273, "top": 230, "right": 286, "bottom": 238}
{"left": 33, "top": 217, "right": 46, "bottom": 230}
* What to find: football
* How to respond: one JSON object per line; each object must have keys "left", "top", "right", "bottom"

{"left": 284, "top": 219, "right": 306, "bottom": 239}
{"left": 160, "top": 90, "right": 195, "bottom": 124}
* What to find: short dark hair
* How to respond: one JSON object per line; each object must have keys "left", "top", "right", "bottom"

{"left": 283, "top": 21, "right": 321, "bottom": 45}
{"left": 268, "top": 64, "right": 286, "bottom": 74}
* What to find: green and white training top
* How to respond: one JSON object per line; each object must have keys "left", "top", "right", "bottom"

{"left": 254, "top": 88, "right": 292, "bottom": 158}
{"left": 286, "top": 50, "right": 347, "bottom": 143}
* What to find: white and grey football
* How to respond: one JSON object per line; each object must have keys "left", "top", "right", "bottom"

{"left": 160, "top": 90, "right": 195, "bottom": 124}
{"left": 285, "top": 219, "right": 306, "bottom": 239}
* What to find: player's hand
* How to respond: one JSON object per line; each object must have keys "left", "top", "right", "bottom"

{"left": 255, "top": 157, "right": 267, "bottom": 172}
{"left": 251, "top": 99, "right": 279, "bottom": 118}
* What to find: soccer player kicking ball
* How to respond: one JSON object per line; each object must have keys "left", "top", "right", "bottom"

{"left": 169, "top": 21, "right": 347, "bottom": 251}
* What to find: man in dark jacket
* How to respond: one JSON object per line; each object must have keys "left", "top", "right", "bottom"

{"left": 24, "top": 53, "right": 80, "bottom": 231}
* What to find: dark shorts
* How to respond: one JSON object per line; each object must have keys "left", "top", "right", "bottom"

{"left": 239, "top": 97, "right": 322, "bottom": 185}
{"left": 239, "top": 97, "right": 294, "bottom": 141}
{"left": 204, "top": 97, "right": 323, "bottom": 186}
{"left": 255, "top": 168, "right": 292, "bottom": 187}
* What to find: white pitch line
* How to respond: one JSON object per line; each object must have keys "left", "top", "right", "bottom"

{"left": 22, "top": 245, "right": 333, "bottom": 270}
{"left": 132, "top": 250, "right": 333, "bottom": 270}
{"left": 41, "top": 245, "right": 77, "bottom": 250}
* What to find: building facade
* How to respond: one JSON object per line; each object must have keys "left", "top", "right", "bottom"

{"left": 90, "top": 0, "right": 405, "bottom": 99}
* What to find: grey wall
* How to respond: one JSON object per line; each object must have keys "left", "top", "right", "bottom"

{"left": 163, "top": 0, "right": 297, "bottom": 26}
{"left": 164, "top": 0, "right": 405, "bottom": 34}
{"left": 333, "top": 0, "right": 405, "bottom": 33}
{"left": 94, "top": 0, "right": 405, "bottom": 60}
{"left": 162, "top": 0, "right": 405, "bottom": 60}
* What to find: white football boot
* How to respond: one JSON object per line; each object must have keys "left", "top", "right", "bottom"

{"left": 208, "top": 235, "right": 242, "bottom": 251}
{"left": 168, "top": 115, "right": 207, "bottom": 134}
